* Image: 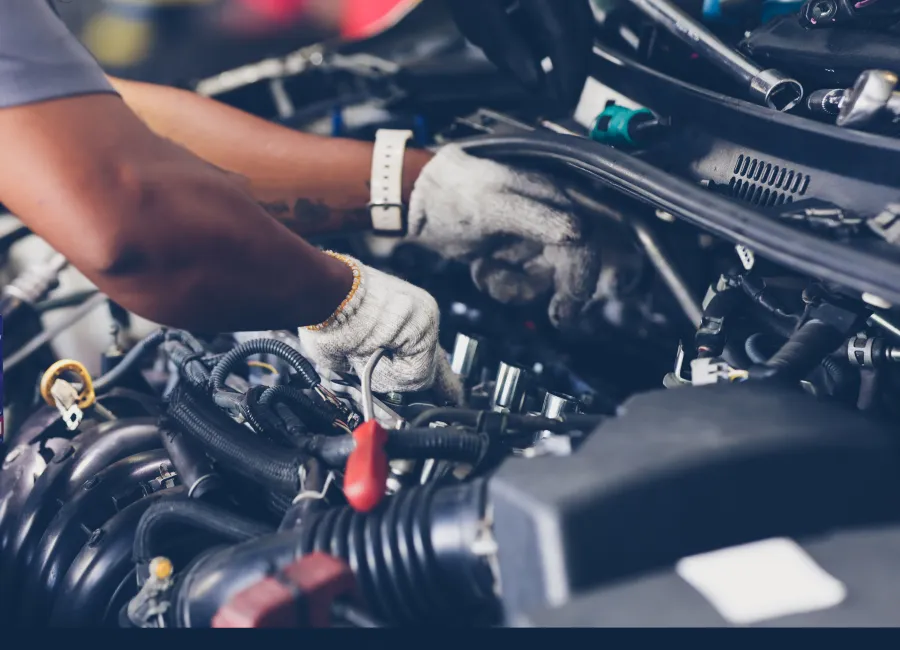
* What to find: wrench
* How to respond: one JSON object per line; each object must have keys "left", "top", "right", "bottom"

{"left": 629, "top": 0, "right": 803, "bottom": 111}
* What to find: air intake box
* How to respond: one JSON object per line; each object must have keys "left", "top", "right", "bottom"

{"left": 515, "top": 523, "right": 900, "bottom": 626}
{"left": 489, "top": 384, "right": 900, "bottom": 619}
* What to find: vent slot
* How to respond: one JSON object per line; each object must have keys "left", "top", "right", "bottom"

{"left": 729, "top": 154, "right": 810, "bottom": 207}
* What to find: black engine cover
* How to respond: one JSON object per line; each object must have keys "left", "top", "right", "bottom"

{"left": 489, "top": 383, "right": 900, "bottom": 619}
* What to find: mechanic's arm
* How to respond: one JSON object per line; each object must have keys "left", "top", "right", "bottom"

{"left": 106, "top": 75, "right": 602, "bottom": 330}
{"left": 0, "top": 4, "right": 351, "bottom": 333}
{"left": 107, "top": 76, "right": 434, "bottom": 236}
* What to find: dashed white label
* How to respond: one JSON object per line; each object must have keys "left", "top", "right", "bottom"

{"left": 675, "top": 537, "right": 847, "bottom": 625}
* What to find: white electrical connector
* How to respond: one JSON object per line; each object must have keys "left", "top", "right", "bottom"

{"left": 690, "top": 358, "right": 734, "bottom": 386}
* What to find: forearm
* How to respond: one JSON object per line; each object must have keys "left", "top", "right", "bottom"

{"left": 93, "top": 159, "right": 354, "bottom": 332}
{"left": 0, "top": 94, "right": 352, "bottom": 332}
{"left": 108, "top": 76, "right": 433, "bottom": 236}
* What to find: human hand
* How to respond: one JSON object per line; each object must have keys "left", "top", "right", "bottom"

{"left": 407, "top": 144, "right": 600, "bottom": 327}
{"left": 296, "top": 252, "right": 461, "bottom": 399}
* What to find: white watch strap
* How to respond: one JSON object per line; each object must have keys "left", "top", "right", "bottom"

{"left": 370, "top": 129, "right": 414, "bottom": 234}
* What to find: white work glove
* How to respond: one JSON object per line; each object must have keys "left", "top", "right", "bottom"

{"left": 296, "top": 252, "right": 462, "bottom": 400}
{"left": 407, "top": 144, "right": 601, "bottom": 328}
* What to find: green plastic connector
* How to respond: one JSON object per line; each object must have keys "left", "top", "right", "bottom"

{"left": 589, "top": 105, "right": 656, "bottom": 148}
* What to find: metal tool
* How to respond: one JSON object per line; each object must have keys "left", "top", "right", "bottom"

{"left": 806, "top": 88, "right": 846, "bottom": 117}
{"left": 798, "top": 0, "right": 900, "bottom": 29}
{"left": 836, "top": 70, "right": 900, "bottom": 130}
{"left": 450, "top": 333, "right": 481, "bottom": 381}
{"left": 4, "top": 292, "right": 108, "bottom": 372}
{"left": 491, "top": 362, "right": 528, "bottom": 413}
{"left": 846, "top": 336, "right": 900, "bottom": 368}
{"left": 343, "top": 349, "right": 391, "bottom": 513}
{"left": 535, "top": 392, "right": 583, "bottom": 444}
{"left": 0, "top": 253, "right": 68, "bottom": 319}
{"left": 628, "top": 0, "right": 803, "bottom": 111}
{"left": 359, "top": 348, "right": 388, "bottom": 423}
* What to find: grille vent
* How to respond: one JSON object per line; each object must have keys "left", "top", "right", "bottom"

{"left": 728, "top": 154, "right": 810, "bottom": 207}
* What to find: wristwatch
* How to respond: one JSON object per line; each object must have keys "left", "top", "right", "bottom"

{"left": 369, "top": 129, "right": 414, "bottom": 236}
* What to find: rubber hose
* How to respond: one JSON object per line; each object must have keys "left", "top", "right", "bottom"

{"left": 300, "top": 480, "right": 496, "bottom": 624}
{"left": 756, "top": 319, "right": 845, "bottom": 381}
{"left": 209, "top": 338, "right": 320, "bottom": 394}
{"left": 93, "top": 329, "right": 166, "bottom": 393}
{"left": 821, "top": 355, "right": 852, "bottom": 392}
{"left": 410, "top": 407, "right": 602, "bottom": 432}
{"left": 160, "top": 426, "right": 224, "bottom": 500}
{"left": 167, "top": 387, "right": 304, "bottom": 494}
{"left": 744, "top": 332, "right": 784, "bottom": 365}
{"left": 295, "top": 429, "right": 487, "bottom": 467}
{"left": 385, "top": 429, "right": 487, "bottom": 463}
{"left": 259, "top": 385, "right": 339, "bottom": 428}
{"left": 133, "top": 498, "right": 273, "bottom": 564}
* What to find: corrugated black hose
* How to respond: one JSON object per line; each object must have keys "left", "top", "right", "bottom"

{"left": 167, "top": 386, "right": 305, "bottom": 494}
{"left": 209, "top": 338, "right": 320, "bottom": 394}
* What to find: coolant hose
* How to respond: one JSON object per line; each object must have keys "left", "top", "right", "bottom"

{"left": 385, "top": 429, "right": 487, "bottom": 463}
{"left": 744, "top": 332, "right": 782, "bottom": 365}
{"left": 160, "top": 426, "right": 224, "bottom": 500}
{"left": 167, "top": 386, "right": 305, "bottom": 494}
{"left": 293, "top": 428, "right": 487, "bottom": 468}
{"left": 209, "top": 338, "right": 320, "bottom": 394}
{"left": 753, "top": 318, "right": 847, "bottom": 382}
{"left": 133, "top": 498, "right": 274, "bottom": 565}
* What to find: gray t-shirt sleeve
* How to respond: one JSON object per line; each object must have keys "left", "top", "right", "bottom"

{"left": 0, "top": 1, "right": 116, "bottom": 109}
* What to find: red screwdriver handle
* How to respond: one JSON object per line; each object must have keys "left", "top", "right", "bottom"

{"left": 344, "top": 420, "right": 389, "bottom": 512}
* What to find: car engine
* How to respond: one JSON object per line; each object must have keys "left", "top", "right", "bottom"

{"left": 4, "top": 0, "right": 900, "bottom": 628}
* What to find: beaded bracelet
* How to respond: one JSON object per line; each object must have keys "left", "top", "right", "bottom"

{"left": 305, "top": 251, "right": 363, "bottom": 332}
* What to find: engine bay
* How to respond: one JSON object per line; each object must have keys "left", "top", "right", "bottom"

{"left": 3, "top": 0, "right": 900, "bottom": 628}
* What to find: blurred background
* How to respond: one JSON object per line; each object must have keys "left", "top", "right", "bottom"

{"left": 53, "top": 0, "right": 421, "bottom": 84}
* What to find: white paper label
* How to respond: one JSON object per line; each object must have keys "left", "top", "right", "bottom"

{"left": 676, "top": 537, "right": 847, "bottom": 625}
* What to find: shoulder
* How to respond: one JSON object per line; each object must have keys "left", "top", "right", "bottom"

{"left": 0, "top": 1, "right": 115, "bottom": 110}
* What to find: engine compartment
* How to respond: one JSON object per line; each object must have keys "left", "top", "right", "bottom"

{"left": 3, "top": 0, "right": 900, "bottom": 628}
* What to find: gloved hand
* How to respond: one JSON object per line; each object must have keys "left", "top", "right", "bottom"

{"left": 296, "top": 251, "right": 462, "bottom": 399}
{"left": 407, "top": 144, "right": 600, "bottom": 328}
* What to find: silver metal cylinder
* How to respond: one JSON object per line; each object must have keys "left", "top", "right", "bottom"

{"left": 541, "top": 392, "right": 581, "bottom": 420}
{"left": 450, "top": 333, "right": 480, "bottom": 379}
{"left": 807, "top": 88, "right": 846, "bottom": 116}
{"left": 491, "top": 362, "right": 527, "bottom": 413}
{"left": 3, "top": 253, "right": 68, "bottom": 305}
{"left": 749, "top": 69, "right": 805, "bottom": 112}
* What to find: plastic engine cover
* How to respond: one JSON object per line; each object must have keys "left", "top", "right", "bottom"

{"left": 515, "top": 522, "right": 900, "bottom": 626}
{"left": 489, "top": 383, "right": 900, "bottom": 619}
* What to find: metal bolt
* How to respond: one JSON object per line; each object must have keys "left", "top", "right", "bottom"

{"left": 83, "top": 477, "right": 100, "bottom": 490}
{"left": 801, "top": 0, "right": 838, "bottom": 24}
